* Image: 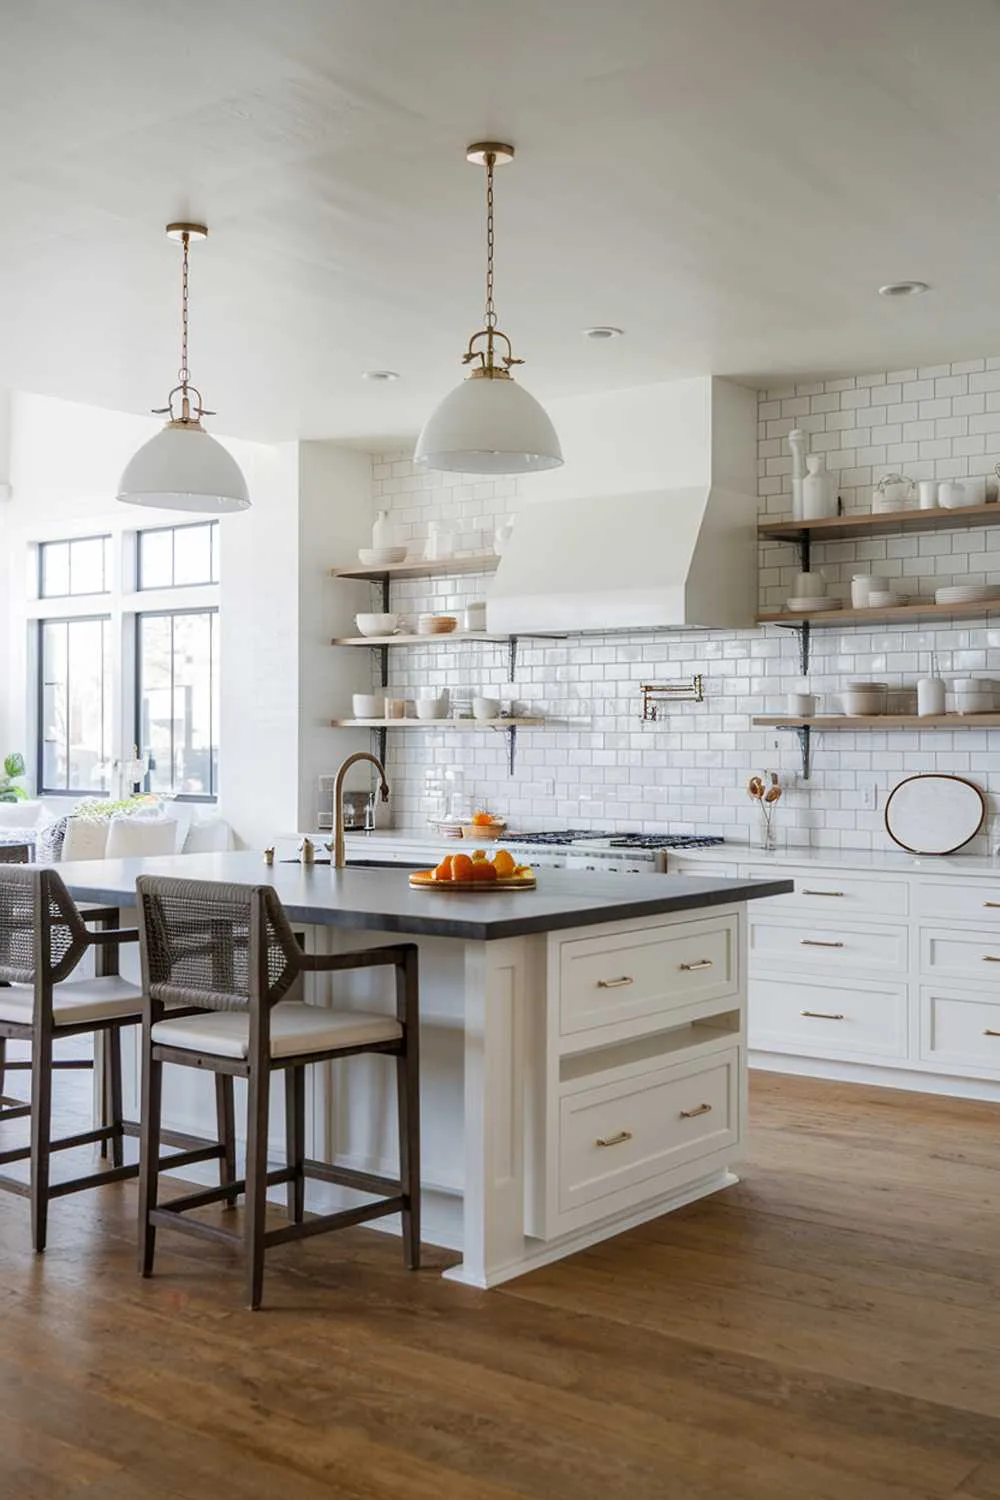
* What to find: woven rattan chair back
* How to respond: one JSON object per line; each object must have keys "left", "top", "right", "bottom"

{"left": 137, "top": 877, "right": 300, "bottom": 1014}
{"left": 0, "top": 866, "right": 90, "bottom": 987}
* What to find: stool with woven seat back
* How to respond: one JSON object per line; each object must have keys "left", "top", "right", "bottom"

{"left": 135, "top": 875, "right": 421, "bottom": 1310}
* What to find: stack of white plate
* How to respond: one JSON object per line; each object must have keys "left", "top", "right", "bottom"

{"left": 786, "top": 596, "right": 841, "bottom": 612}
{"left": 935, "top": 584, "right": 1000, "bottom": 605}
{"left": 867, "top": 589, "right": 910, "bottom": 607}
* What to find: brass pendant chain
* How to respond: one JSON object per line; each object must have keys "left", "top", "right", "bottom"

{"left": 484, "top": 151, "right": 496, "bottom": 333}
{"left": 178, "top": 230, "right": 191, "bottom": 394}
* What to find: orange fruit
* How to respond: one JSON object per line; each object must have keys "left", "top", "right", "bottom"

{"left": 472, "top": 810, "right": 493, "bottom": 826}
{"left": 470, "top": 860, "right": 498, "bottom": 881}
{"left": 493, "top": 849, "right": 516, "bottom": 878}
{"left": 433, "top": 856, "right": 453, "bottom": 882}
{"left": 450, "top": 853, "right": 474, "bottom": 882}
{"left": 471, "top": 848, "right": 488, "bottom": 862}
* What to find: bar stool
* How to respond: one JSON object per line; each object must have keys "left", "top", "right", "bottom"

{"left": 135, "top": 875, "right": 420, "bottom": 1310}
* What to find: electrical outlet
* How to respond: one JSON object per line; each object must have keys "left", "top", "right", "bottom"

{"left": 862, "top": 783, "right": 878, "bottom": 811}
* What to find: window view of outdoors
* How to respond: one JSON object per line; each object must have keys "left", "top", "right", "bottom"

{"left": 39, "top": 616, "right": 112, "bottom": 792}
{"left": 137, "top": 610, "right": 218, "bottom": 798}
{"left": 39, "top": 535, "right": 111, "bottom": 597}
{"left": 138, "top": 521, "right": 218, "bottom": 589}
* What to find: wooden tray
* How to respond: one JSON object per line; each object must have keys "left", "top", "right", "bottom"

{"left": 409, "top": 869, "right": 536, "bottom": 892}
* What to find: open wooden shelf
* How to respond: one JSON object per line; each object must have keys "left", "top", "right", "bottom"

{"left": 331, "top": 553, "right": 498, "bottom": 583}
{"left": 758, "top": 598, "right": 1000, "bottom": 628}
{"left": 759, "top": 502, "right": 1000, "bottom": 544}
{"left": 754, "top": 714, "right": 1000, "bottom": 731}
{"left": 331, "top": 631, "right": 561, "bottom": 646}
{"left": 330, "top": 717, "right": 545, "bottom": 730}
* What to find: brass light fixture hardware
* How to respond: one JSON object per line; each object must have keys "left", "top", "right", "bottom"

{"left": 641, "top": 677, "right": 704, "bottom": 721}
{"left": 596, "top": 976, "right": 634, "bottom": 989}
{"left": 984, "top": 901, "right": 1000, "bottom": 909}
{"left": 679, "top": 1103, "right": 712, "bottom": 1119}
{"left": 801, "top": 1010, "right": 845, "bottom": 1020}
{"left": 595, "top": 1130, "right": 633, "bottom": 1148}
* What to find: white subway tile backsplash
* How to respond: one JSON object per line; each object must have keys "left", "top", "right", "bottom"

{"left": 356, "top": 355, "right": 1000, "bottom": 843}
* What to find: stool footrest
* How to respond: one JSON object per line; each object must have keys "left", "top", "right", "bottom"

{"left": 302, "top": 1158, "right": 402, "bottom": 1198}
{"left": 265, "top": 1194, "right": 404, "bottom": 1248}
{"left": 48, "top": 1163, "right": 139, "bottom": 1197}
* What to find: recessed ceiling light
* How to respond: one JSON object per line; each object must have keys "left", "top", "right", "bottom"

{"left": 582, "top": 325, "right": 624, "bottom": 339}
{"left": 877, "top": 281, "right": 930, "bottom": 298}
{"left": 362, "top": 369, "right": 400, "bottom": 381}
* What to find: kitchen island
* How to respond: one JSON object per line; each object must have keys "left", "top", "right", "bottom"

{"left": 58, "top": 851, "right": 791, "bottom": 1287}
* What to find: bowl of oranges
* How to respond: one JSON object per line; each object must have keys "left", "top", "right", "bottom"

{"left": 409, "top": 847, "right": 535, "bottom": 891}
{"left": 459, "top": 810, "right": 506, "bottom": 841}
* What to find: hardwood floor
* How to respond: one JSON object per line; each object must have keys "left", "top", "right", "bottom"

{"left": 1, "top": 1064, "right": 999, "bottom": 1499}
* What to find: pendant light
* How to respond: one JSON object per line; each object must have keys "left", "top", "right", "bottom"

{"left": 118, "top": 223, "right": 250, "bottom": 513}
{"left": 414, "top": 143, "right": 562, "bottom": 475}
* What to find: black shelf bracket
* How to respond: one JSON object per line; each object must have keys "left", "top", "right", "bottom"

{"left": 767, "top": 722, "right": 812, "bottom": 780}
{"left": 507, "top": 725, "right": 518, "bottom": 776}
{"left": 770, "top": 618, "right": 811, "bottom": 676}
{"left": 508, "top": 636, "right": 518, "bottom": 681}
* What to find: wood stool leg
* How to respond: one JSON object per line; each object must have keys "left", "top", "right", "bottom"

{"left": 108, "top": 1027, "right": 125, "bottom": 1170}
{"left": 284, "top": 1066, "right": 306, "bottom": 1224}
{"left": 396, "top": 1040, "right": 421, "bottom": 1272}
{"left": 138, "top": 1045, "right": 163, "bottom": 1278}
{"left": 244, "top": 1065, "right": 271, "bottom": 1310}
{"left": 215, "top": 1075, "right": 237, "bottom": 1208}
{"left": 29, "top": 1030, "right": 53, "bottom": 1254}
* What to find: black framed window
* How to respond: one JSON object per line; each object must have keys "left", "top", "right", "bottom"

{"left": 136, "top": 609, "right": 219, "bottom": 800}
{"left": 38, "top": 535, "right": 111, "bottom": 598}
{"left": 38, "top": 617, "right": 113, "bottom": 793}
{"left": 137, "top": 522, "right": 218, "bottom": 590}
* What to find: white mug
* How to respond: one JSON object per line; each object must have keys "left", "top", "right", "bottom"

{"left": 939, "top": 480, "right": 966, "bottom": 509}
{"left": 787, "top": 691, "right": 816, "bottom": 717}
{"left": 917, "top": 480, "right": 939, "bottom": 510}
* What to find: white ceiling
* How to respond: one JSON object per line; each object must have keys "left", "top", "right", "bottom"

{"left": 3, "top": 0, "right": 1000, "bottom": 446}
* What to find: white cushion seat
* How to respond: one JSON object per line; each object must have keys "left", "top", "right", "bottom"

{"left": 0, "top": 974, "right": 143, "bottom": 1027}
{"left": 151, "top": 1002, "right": 402, "bottom": 1060}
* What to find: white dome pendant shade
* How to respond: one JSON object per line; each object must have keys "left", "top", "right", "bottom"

{"left": 117, "top": 421, "right": 249, "bottom": 513}
{"left": 118, "top": 222, "right": 250, "bottom": 514}
{"left": 414, "top": 143, "right": 562, "bottom": 477}
{"left": 414, "top": 366, "right": 562, "bottom": 474}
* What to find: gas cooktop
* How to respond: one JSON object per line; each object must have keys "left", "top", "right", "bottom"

{"left": 508, "top": 830, "right": 724, "bottom": 851}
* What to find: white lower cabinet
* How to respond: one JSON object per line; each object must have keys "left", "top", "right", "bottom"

{"left": 749, "top": 917, "right": 907, "bottom": 974}
{"left": 748, "top": 971, "right": 908, "bottom": 1060}
{"left": 920, "top": 986, "right": 1000, "bottom": 1078}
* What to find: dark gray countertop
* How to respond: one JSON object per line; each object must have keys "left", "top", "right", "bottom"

{"left": 55, "top": 850, "right": 793, "bottom": 941}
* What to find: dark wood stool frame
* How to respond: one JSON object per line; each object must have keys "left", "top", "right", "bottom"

{"left": 135, "top": 875, "right": 421, "bottom": 1310}
{"left": 0, "top": 866, "right": 234, "bottom": 1251}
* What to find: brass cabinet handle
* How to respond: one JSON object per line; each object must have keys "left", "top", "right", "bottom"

{"left": 801, "top": 889, "right": 845, "bottom": 897}
{"left": 595, "top": 1129, "right": 633, "bottom": 1148}
{"left": 801, "top": 1009, "right": 845, "bottom": 1020}
{"left": 679, "top": 1103, "right": 712, "bottom": 1119}
{"left": 984, "top": 902, "right": 1000, "bottom": 909}
{"left": 596, "top": 976, "right": 634, "bottom": 989}
{"left": 983, "top": 956, "right": 1000, "bottom": 964}
{"left": 984, "top": 1029, "right": 1000, "bottom": 1038}
{"left": 679, "top": 958, "right": 714, "bottom": 972}
{"left": 800, "top": 939, "right": 845, "bottom": 948}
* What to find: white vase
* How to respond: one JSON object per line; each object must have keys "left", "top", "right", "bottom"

{"left": 917, "top": 678, "right": 946, "bottom": 717}
{"left": 493, "top": 517, "right": 515, "bottom": 556}
{"left": 372, "top": 508, "right": 393, "bottom": 549}
{"left": 802, "top": 454, "right": 836, "bottom": 520}
{"left": 788, "top": 430, "right": 808, "bottom": 520}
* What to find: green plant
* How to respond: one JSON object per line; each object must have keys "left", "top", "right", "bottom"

{"left": 0, "top": 752, "right": 28, "bottom": 804}
{"left": 72, "top": 793, "right": 159, "bottom": 820}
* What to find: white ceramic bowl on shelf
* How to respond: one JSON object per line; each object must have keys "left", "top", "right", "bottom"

{"left": 415, "top": 698, "right": 446, "bottom": 720}
{"left": 358, "top": 546, "right": 407, "bottom": 566}
{"left": 355, "top": 613, "right": 400, "bottom": 637}
{"left": 352, "top": 693, "right": 385, "bottom": 719}
{"left": 473, "top": 697, "right": 502, "bottom": 720}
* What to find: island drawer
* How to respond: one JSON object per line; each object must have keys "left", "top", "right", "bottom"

{"left": 748, "top": 972, "right": 908, "bottom": 1060}
{"left": 921, "top": 926, "right": 1000, "bottom": 985}
{"left": 914, "top": 882, "right": 1000, "bottom": 927}
{"left": 749, "top": 917, "right": 907, "bottom": 974}
{"left": 920, "top": 986, "right": 1000, "bottom": 1078}
{"left": 743, "top": 867, "right": 908, "bottom": 919}
{"left": 558, "top": 1048, "right": 739, "bottom": 1218}
{"left": 557, "top": 914, "right": 739, "bottom": 1039}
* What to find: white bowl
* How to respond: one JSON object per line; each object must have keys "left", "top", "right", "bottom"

{"left": 352, "top": 693, "right": 385, "bottom": 719}
{"left": 415, "top": 698, "right": 446, "bottom": 720}
{"left": 355, "top": 613, "right": 399, "bottom": 637}
{"left": 473, "top": 697, "right": 502, "bottom": 720}
{"left": 358, "top": 546, "right": 407, "bottom": 566}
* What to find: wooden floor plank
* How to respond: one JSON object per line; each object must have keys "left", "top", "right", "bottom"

{"left": 1, "top": 1067, "right": 999, "bottom": 1498}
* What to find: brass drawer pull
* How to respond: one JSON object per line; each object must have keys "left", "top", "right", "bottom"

{"left": 679, "top": 1103, "right": 712, "bottom": 1119}
{"left": 984, "top": 1029, "right": 1000, "bottom": 1038}
{"left": 679, "top": 958, "right": 714, "bottom": 972}
{"left": 596, "top": 976, "right": 634, "bottom": 989}
{"left": 800, "top": 939, "right": 845, "bottom": 948}
{"left": 801, "top": 1009, "right": 845, "bottom": 1020}
{"left": 595, "top": 1129, "right": 633, "bottom": 1148}
{"left": 984, "top": 902, "right": 1000, "bottom": 909}
{"left": 982, "top": 956, "right": 1000, "bottom": 964}
{"left": 802, "top": 889, "right": 845, "bottom": 897}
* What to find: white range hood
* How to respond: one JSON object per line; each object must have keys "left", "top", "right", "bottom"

{"left": 486, "top": 376, "right": 758, "bottom": 635}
